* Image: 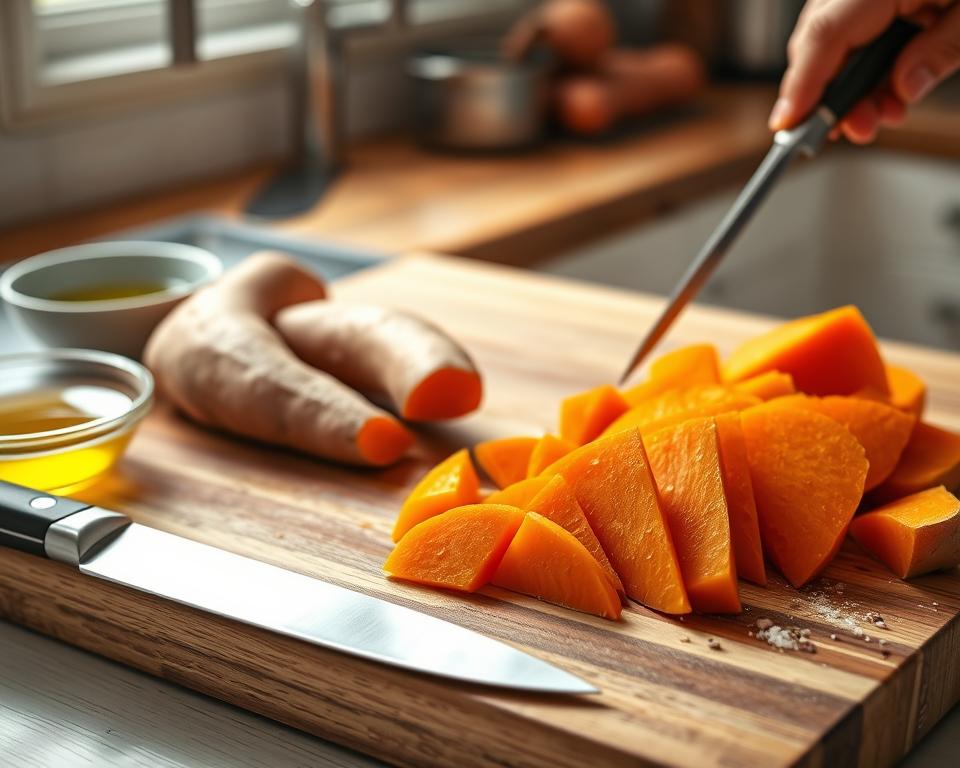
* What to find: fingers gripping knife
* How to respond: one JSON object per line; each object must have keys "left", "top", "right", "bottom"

{"left": 619, "top": 19, "right": 920, "bottom": 384}
{"left": 0, "top": 479, "right": 596, "bottom": 694}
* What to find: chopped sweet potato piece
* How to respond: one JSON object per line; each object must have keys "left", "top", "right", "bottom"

{"left": 604, "top": 386, "right": 760, "bottom": 438}
{"left": 723, "top": 306, "right": 888, "bottom": 397}
{"left": 851, "top": 486, "right": 960, "bottom": 578}
{"left": 714, "top": 413, "right": 766, "bottom": 586}
{"left": 645, "top": 417, "right": 741, "bottom": 613}
{"left": 474, "top": 436, "right": 538, "bottom": 489}
{"left": 623, "top": 344, "right": 720, "bottom": 405}
{"left": 485, "top": 475, "right": 552, "bottom": 507}
{"left": 392, "top": 449, "right": 480, "bottom": 542}
{"left": 559, "top": 385, "right": 630, "bottom": 445}
{"left": 526, "top": 475, "right": 624, "bottom": 597}
{"left": 775, "top": 395, "right": 916, "bottom": 491}
{"left": 546, "top": 429, "right": 690, "bottom": 614}
{"left": 734, "top": 371, "right": 796, "bottom": 401}
{"left": 493, "top": 513, "right": 622, "bottom": 620}
{"left": 384, "top": 504, "right": 524, "bottom": 592}
{"left": 740, "top": 403, "right": 868, "bottom": 587}
{"left": 886, "top": 364, "right": 926, "bottom": 418}
{"left": 526, "top": 434, "right": 576, "bottom": 478}
{"left": 871, "top": 422, "right": 960, "bottom": 505}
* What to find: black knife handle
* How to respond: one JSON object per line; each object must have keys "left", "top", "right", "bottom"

{"left": 0, "top": 480, "right": 90, "bottom": 557}
{"left": 820, "top": 19, "right": 921, "bottom": 122}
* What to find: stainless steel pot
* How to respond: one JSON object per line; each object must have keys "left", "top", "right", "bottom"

{"left": 720, "top": 0, "right": 804, "bottom": 76}
{"left": 408, "top": 46, "right": 549, "bottom": 151}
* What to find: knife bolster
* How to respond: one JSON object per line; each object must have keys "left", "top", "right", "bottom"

{"left": 45, "top": 508, "right": 131, "bottom": 565}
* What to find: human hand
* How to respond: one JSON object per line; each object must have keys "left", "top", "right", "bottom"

{"left": 770, "top": 0, "right": 960, "bottom": 143}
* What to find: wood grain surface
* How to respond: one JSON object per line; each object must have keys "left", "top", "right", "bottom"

{"left": 1, "top": 254, "right": 959, "bottom": 768}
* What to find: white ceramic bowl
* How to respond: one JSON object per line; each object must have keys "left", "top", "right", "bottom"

{"left": 1, "top": 241, "right": 222, "bottom": 359}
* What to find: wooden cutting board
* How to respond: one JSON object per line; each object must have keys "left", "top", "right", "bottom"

{"left": 2, "top": 254, "right": 959, "bottom": 768}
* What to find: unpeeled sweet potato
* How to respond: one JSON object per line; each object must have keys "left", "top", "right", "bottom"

{"left": 145, "top": 252, "right": 414, "bottom": 467}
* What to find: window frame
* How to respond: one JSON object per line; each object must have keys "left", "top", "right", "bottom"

{"left": 0, "top": 0, "right": 532, "bottom": 133}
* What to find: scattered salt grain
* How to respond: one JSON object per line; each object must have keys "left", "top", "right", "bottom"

{"left": 755, "top": 618, "right": 774, "bottom": 630}
{"left": 830, "top": 634, "right": 838, "bottom": 641}
{"left": 755, "top": 624, "right": 816, "bottom": 653}
{"left": 679, "top": 635, "right": 690, "bottom": 643}
{"left": 707, "top": 638, "right": 722, "bottom": 651}
{"left": 852, "top": 626, "right": 865, "bottom": 638}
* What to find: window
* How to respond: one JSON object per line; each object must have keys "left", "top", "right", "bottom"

{"left": 1, "top": 0, "right": 531, "bottom": 129}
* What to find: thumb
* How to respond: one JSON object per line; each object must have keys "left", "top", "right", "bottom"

{"left": 892, "top": 4, "right": 960, "bottom": 104}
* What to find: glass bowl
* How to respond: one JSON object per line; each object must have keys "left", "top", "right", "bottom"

{"left": 0, "top": 349, "right": 154, "bottom": 493}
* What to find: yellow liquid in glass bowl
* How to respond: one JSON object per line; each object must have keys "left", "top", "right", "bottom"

{"left": 0, "top": 386, "right": 137, "bottom": 493}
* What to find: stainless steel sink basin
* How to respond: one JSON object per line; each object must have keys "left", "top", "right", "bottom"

{"left": 0, "top": 215, "right": 386, "bottom": 354}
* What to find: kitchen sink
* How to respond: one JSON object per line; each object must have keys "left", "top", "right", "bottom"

{"left": 541, "top": 149, "right": 960, "bottom": 351}
{"left": 0, "top": 215, "right": 386, "bottom": 354}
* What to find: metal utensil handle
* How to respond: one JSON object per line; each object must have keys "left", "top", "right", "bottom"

{"left": 820, "top": 19, "right": 920, "bottom": 121}
{"left": 0, "top": 481, "right": 90, "bottom": 556}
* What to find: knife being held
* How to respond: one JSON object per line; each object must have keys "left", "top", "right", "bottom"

{"left": 619, "top": 19, "right": 921, "bottom": 384}
{"left": 0, "top": 479, "right": 596, "bottom": 695}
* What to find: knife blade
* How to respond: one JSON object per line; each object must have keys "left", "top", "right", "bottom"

{"left": 619, "top": 19, "right": 920, "bottom": 384}
{"left": 0, "top": 480, "right": 596, "bottom": 694}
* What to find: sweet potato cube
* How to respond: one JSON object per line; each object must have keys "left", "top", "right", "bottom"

{"left": 526, "top": 475, "right": 624, "bottom": 597}
{"left": 493, "top": 512, "right": 622, "bottom": 620}
{"left": 546, "top": 428, "right": 690, "bottom": 614}
{"left": 886, "top": 364, "right": 927, "bottom": 418}
{"left": 623, "top": 344, "right": 720, "bottom": 405}
{"left": 385, "top": 504, "right": 524, "bottom": 592}
{"left": 645, "top": 417, "right": 741, "bottom": 613}
{"left": 723, "top": 306, "right": 888, "bottom": 396}
{"left": 740, "top": 403, "right": 868, "bottom": 587}
{"left": 851, "top": 486, "right": 960, "bottom": 578}
{"left": 392, "top": 449, "right": 480, "bottom": 541}
{"left": 604, "top": 386, "right": 760, "bottom": 438}
{"left": 777, "top": 395, "right": 916, "bottom": 491}
{"left": 485, "top": 475, "right": 552, "bottom": 507}
{"left": 474, "top": 436, "right": 538, "bottom": 489}
{"left": 526, "top": 434, "right": 576, "bottom": 478}
{"left": 734, "top": 371, "right": 796, "bottom": 401}
{"left": 871, "top": 422, "right": 960, "bottom": 505}
{"left": 714, "top": 413, "right": 766, "bottom": 586}
{"left": 559, "top": 385, "right": 630, "bottom": 445}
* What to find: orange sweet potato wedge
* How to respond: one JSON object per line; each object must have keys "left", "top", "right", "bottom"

{"left": 559, "top": 384, "right": 630, "bottom": 445}
{"left": 474, "top": 436, "right": 538, "bottom": 489}
{"left": 740, "top": 402, "right": 868, "bottom": 587}
{"left": 734, "top": 370, "right": 796, "bottom": 401}
{"left": 526, "top": 474, "right": 625, "bottom": 597}
{"left": 385, "top": 504, "right": 524, "bottom": 592}
{"left": 777, "top": 395, "right": 916, "bottom": 491}
{"left": 623, "top": 344, "right": 720, "bottom": 405}
{"left": 526, "top": 434, "right": 577, "bottom": 478}
{"left": 485, "top": 475, "right": 552, "bottom": 507}
{"left": 392, "top": 449, "right": 480, "bottom": 542}
{"left": 723, "top": 306, "right": 889, "bottom": 397}
{"left": 604, "top": 386, "right": 760, "bottom": 438}
{"left": 493, "top": 512, "right": 622, "bottom": 620}
{"left": 870, "top": 422, "right": 960, "bottom": 505}
{"left": 714, "top": 412, "right": 766, "bottom": 586}
{"left": 851, "top": 486, "right": 960, "bottom": 578}
{"left": 645, "top": 417, "right": 741, "bottom": 613}
{"left": 886, "top": 364, "right": 926, "bottom": 418}
{"left": 545, "top": 429, "right": 691, "bottom": 614}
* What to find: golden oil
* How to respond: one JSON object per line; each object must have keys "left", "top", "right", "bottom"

{"left": 0, "top": 385, "right": 135, "bottom": 493}
{"left": 49, "top": 280, "right": 183, "bottom": 302}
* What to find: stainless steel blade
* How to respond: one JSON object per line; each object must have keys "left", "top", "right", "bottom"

{"left": 80, "top": 521, "right": 596, "bottom": 694}
{"left": 618, "top": 110, "right": 834, "bottom": 384}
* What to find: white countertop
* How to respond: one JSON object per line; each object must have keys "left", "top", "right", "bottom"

{"left": 0, "top": 618, "right": 955, "bottom": 768}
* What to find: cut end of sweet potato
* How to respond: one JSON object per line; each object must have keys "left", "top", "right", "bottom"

{"left": 493, "top": 512, "right": 622, "bottom": 620}
{"left": 851, "top": 486, "right": 960, "bottom": 578}
{"left": 402, "top": 367, "right": 483, "bottom": 421}
{"left": 385, "top": 503, "right": 524, "bottom": 592}
{"left": 357, "top": 416, "right": 415, "bottom": 466}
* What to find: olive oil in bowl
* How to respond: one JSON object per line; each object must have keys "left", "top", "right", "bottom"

{"left": 49, "top": 280, "right": 185, "bottom": 303}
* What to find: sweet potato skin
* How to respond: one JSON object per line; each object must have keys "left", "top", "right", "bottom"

{"left": 145, "top": 252, "right": 413, "bottom": 467}
{"left": 276, "top": 302, "right": 482, "bottom": 421}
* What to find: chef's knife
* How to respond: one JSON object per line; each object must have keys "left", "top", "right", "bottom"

{"left": 619, "top": 19, "right": 920, "bottom": 384}
{"left": 0, "top": 479, "right": 596, "bottom": 694}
